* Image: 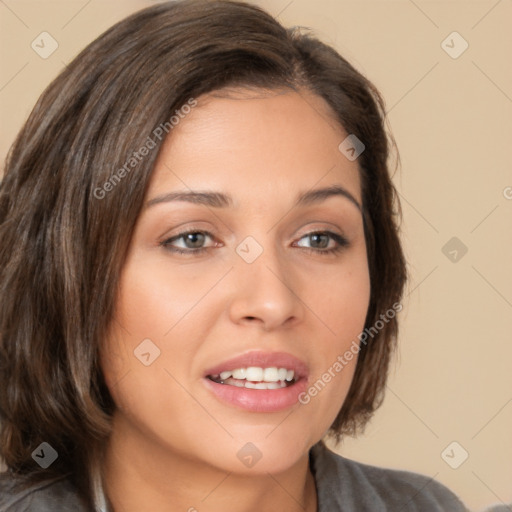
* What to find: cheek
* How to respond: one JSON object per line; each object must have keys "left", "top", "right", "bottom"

{"left": 328, "top": 255, "right": 371, "bottom": 377}
{"left": 311, "top": 252, "right": 371, "bottom": 342}
{"left": 297, "top": 252, "right": 370, "bottom": 431}
{"left": 113, "top": 252, "right": 231, "bottom": 339}
{"left": 99, "top": 255, "right": 225, "bottom": 411}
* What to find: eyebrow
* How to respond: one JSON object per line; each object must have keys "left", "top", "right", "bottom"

{"left": 145, "top": 184, "right": 361, "bottom": 211}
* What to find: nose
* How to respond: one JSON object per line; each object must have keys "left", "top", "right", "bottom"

{"left": 227, "top": 240, "right": 304, "bottom": 331}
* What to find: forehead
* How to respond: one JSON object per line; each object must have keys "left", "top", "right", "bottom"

{"left": 148, "top": 87, "right": 361, "bottom": 205}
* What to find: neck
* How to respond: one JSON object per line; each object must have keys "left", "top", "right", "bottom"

{"left": 102, "top": 415, "right": 318, "bottom": 512}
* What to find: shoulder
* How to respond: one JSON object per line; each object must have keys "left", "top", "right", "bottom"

{"left": 0, "top": 473, "right": 89, "bottom": 512}
{"left": 311, "top": 442, "right": 468, "bottom": 512}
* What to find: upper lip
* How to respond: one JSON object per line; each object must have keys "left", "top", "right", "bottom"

{"left": 204, "top": 351, "right": 309, "bottom": 379}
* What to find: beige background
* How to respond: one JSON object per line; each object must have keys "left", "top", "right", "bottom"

{"left": 1, "top": 1, "right": 511, "bottom": 510}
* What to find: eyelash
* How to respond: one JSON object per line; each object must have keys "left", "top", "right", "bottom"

{"left": 160, "top": 229, "right": 349, "bottom": 257}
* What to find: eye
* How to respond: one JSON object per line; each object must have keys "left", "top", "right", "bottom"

{"left": 160, "top": 230, "right": 217, "bottom": 255}
{"left": 294, "top": 231, "right": 349, "bottom": 255}
{"left": 160, "top": 229, "right": 349, "bottom": 257}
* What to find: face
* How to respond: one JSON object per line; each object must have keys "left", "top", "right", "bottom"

{"left": 101, "top": 87, "right": 370, "bottom": 475}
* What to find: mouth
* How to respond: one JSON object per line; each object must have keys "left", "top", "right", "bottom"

{"left": 203, "top": 351, "right": 308, "bottom": 413}
{"left": 207, "top": 366, "right": 297, "bottom": 390}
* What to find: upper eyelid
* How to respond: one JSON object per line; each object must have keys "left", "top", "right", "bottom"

{"left": 171, "top": 229, "right": 216, "bottom": 239}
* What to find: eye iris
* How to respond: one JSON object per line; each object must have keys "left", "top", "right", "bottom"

{"left": 184, "top": 232, "right": 205, "bottom": 248}
{"left": 310, "top": 233, "right": 329, "bottom": 249}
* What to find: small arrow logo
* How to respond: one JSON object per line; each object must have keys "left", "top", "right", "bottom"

{"left": 442, "top": 237, "right": 468, "bottom": 263}
{"left": 441, "top": 441, "right": 469, "bottom": 469}
{"left": 31, "top": 442, "right": 58, "bottom": 468}
{"left": 338, "top": 134, "right": 365, "bottom": 161}
{"left": 237, "top": 442, "right": 262, "bottom": 468}
{"left": 134, "top": 339, "right": 161, "bottom": 366}
{"left": 31, "top": 32, "right": 58, "bottom": 59}
{"left": 236, "top": 236, "right": 263, "bottom": 263}
{"left": 441, "top": 31, "right": 468, "bottom": 59}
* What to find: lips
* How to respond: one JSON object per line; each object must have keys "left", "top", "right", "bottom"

{"left": 203, "top": 351, "right": 309, "bottom": 413}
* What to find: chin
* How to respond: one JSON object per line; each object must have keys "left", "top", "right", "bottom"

{"left": 188, "top": 428, "right": 317, "bottom": 476}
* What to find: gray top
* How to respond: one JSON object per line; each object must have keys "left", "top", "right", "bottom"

{"left": 0, "top": 441, "right": 468, "bottom": 511}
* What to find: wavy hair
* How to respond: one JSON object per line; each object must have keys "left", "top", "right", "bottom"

{"left": 0, "top": 0, "right": 406, "bottom": 506}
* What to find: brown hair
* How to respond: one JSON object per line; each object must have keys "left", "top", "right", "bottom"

{"left": 0, "top": 0, "right": 406, "bottom": 505}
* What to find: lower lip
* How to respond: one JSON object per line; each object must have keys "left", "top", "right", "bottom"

{"left": 203, "top": 378, "right": 308, "bottom": 413}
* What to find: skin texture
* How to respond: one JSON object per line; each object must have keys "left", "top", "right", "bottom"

{"left": 101, "top": 87, "right": 371, "bottom": 512}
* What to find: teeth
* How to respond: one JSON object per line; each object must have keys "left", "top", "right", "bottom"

{"left": 245, "top": 367, "right": 263, "bottom": 381}
{"left": 245, "top": 381, "right": 287, "bottom": 390}
{"left": 263, "top": 367, "right": 279, "bottom": 382}
{"left": 232, "top": 368, "right": 247, "bottom": 379}
{"left": 214, "top": 366, "right": 296, "bottom": 385}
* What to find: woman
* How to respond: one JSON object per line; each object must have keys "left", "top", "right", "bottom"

{"left": 0, "top": 1, "right": 467, "bottom": 510}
